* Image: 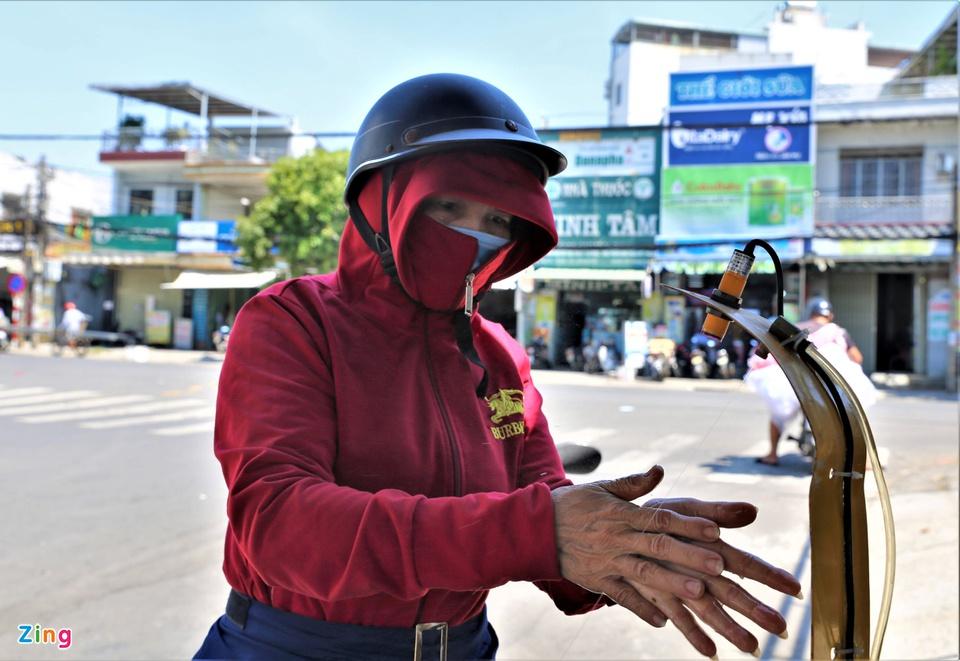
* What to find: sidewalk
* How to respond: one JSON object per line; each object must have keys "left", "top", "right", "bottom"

{"left": 7, "top": 343, "right": 956, "bottom": 400}
{"left": 531, "top": 367, "right": 956, "bottom": 401}
{"left": 6, "top": 342, "right": 224, "bottom": 365}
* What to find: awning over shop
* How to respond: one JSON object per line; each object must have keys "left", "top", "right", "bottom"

{"left": 160, "top": 270, "right": 278, "bottom": 290}
{"left": 533, "top": 267, "right": 648, "bottom": 281}
{"left": 814, "top": 222, "right": 953, "bottom": 240}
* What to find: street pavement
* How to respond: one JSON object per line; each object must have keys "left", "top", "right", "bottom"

{"left": 0, "top": 347, "right": 957, "bottom": 659}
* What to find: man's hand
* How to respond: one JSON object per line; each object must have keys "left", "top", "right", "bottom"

{"left": 551, "top": 466, "right": 801, "bottom": 657}
{"left": 551, "top": 465, "right": 728, "bottom": 627}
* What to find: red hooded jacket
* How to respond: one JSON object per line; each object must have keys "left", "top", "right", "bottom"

{"left": 215, "top": 151, "right": 603, "bottom": 628}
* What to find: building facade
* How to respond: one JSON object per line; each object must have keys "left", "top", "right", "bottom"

{"left": 61, "top": 82, "right": 314, "bottom": 348}
{"left": 526, "top": 1, "right": 958, "bottom": 386}
{"left": 0, "top": 152, "right": 112, "bottom": 336}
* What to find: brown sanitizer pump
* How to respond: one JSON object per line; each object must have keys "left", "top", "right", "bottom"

{"left": 663, "top": 239, "right": 896, "bottom": 661}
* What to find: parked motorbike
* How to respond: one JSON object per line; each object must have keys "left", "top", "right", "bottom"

{"left": 641, "top": 336, "right": 679, "bottom": 381}
{"left": 212, "top": 324, "right": 231, "bottom": 353}
{"left": 676, "top": 339, "right": 709, "bottom": 379}
{"left": 681, "top": 332, "right": 737, "bottom": 379}
{"left": 526, "top": 337, "right": 552, "bottom": 369}
{"left": 564, "top": 346, "right": 585, "bottom": 372}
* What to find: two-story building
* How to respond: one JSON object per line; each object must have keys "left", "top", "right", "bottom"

{"left": 590, "top": 1, "right": 957, "bottom": 385}
{"left": 67, "top": 82, "right": 314, "bottom": 348}
{"left": 809, "top": 9, "right": 957, "bottom": 384}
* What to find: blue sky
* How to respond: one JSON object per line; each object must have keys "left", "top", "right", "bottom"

{"left": 1, "top": 0, "right": 954, "bottom": 175}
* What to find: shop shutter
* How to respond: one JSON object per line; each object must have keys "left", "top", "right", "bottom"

{"left": 829, "top": 273, "right": 877, "bottom": 374}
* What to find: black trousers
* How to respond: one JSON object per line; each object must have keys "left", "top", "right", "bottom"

{"left": 194, "top": 590, "right": 499, "bottom": 660}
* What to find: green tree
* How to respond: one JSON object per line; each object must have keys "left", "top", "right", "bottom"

{"left": 237, "top": 149, "right": 350, "bottom": 277}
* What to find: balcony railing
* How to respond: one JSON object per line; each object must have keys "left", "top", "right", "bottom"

{"left": 101, "top": 128, "right": 292, "bottom": 164}
{"left": 816, "top": 76, "right": 958, "bottom": 104}
{"left": 815, "top": 193, "right": 954, "bottom": 224}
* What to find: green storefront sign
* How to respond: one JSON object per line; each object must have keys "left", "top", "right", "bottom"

{"left": 659, "top": 164, "right": 813, "bottom": 242}
{"left": 538, "top": 128, "right": 661, "bottom": 268}
{"left": 92, "top": 215, "right": 181, "bottom": 252}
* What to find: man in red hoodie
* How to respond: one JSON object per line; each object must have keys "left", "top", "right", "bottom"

{"left": 195, "top": 74, "right": 800, "bottom": 660}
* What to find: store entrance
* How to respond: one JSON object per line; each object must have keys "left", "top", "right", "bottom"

{"left": 557, "top": 297, "right": 588, "bottom": 367}
{"left": 876, "top": 273, "right": 913, "bottom": 372}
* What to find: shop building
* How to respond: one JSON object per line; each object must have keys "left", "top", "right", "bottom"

{"left": 62, "top": 82, "right": 311, "bottom": 348}
{"left": 809, "top": 10, "right": 957, "bottom": 384}
{"left": 608, "top": 1, "right": 913, "bottom": 127}
{"left": 575, "top": 2, "right": 957, "bottom": 387}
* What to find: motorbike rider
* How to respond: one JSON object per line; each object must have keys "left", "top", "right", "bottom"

{"left": 750, "top": 298, "right": 872, "bottom": 466}
{"left": 58, "top": 301, "right": 90, "bottom": 350}
{"left": 195, "top": 74, "right": 800, "bottom": 660}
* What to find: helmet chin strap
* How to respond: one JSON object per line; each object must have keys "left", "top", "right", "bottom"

{"left": 348, "top": 165, "right": 403, "bottom": 288}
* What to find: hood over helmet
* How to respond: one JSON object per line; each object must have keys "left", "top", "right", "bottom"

{"left": 344, "top": 74, "right": 565, "bottom": 307}
{"left": 345, "top": 150, "right": 557, "bottom": 312}
{"left": 339, "top": 74, "right": 565, "bottom": 397}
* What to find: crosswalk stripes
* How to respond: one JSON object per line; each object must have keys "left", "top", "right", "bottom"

{"left": 152, "top": 420, "right": 215, "bottom": 436}
{"left": 0, "top": 384, "right": 215, "bottom": 438}
{"left": 21, "top": 399, "right": 205, "bottom": 424}
{"left": 0, "top": 390, "right": 99, "bottom": 407}
{"left": 0, "top": 395, "right": 152, "bottom": 417}
{"left": 82, "top": 407, "right": 211, "bottom": 429}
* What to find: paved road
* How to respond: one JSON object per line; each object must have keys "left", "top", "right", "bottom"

{"left": 1, "top": 354, "right": 956, "bottom": 659}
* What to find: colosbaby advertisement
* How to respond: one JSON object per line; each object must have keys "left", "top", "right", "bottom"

{"left": 658, "top": 163, "right": 814, "bottom": 242}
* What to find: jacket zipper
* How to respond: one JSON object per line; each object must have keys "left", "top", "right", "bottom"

{"left": 415, "top": 313, "right": 464, "bottom": 628}
{"left": 422, "top": 313, "right": 463, "bottom": 497}
{"left": 463, "top": 273, "right": 476, "bottom": 316}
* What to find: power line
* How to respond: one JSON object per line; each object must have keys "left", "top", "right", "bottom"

{"left": 0, "top": 114, "right": 957, "bottom": 142}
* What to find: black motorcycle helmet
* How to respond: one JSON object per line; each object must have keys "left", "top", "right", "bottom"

{"left": 344, "top": 73, "right": 567, "bottom": 204}
{"left": 807, "top": 298, "right": 833, "bottom": 318}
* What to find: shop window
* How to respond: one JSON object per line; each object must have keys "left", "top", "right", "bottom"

{"left": 839, "top": 150, "right": 923, "bottom": 197}
{"left": 129, "top": 189, "right": 154, "bottom": 216}
{"left": 176, "top": 189, "right": 194, "bottom": 219}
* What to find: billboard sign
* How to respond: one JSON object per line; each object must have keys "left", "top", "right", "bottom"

{"left": 0, "top": 219, "right": 27, "bottom": 254}
{"left": 669, "top": 65, "right": 814, "bottom": 107}
{"left": 176, "top": 220, "right": 237, "bottom": 253}
{"left": 538, "top": 127, "right": 660, "bottom": 267}
{"left": 92, "top": 215, "right": 181, "bottom": 252}
{"left": 662, "top": 65, "right": 815, "bottom": 243}
{"left": 659, "top": 164, "right": 813, "bottom": 242}
{"left": 667, "top": 106, "right": 810, "bottom": 165}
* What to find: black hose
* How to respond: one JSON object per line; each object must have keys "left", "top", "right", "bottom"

{"left": 744, "top": 239, "right": 784, "bottom": 318}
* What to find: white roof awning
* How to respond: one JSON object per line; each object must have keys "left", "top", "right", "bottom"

{"left": 161, "top": 270, "right": 278, "bottom": 290}
{"left": 532, "top": 267, "right": 647, "bottom": 282}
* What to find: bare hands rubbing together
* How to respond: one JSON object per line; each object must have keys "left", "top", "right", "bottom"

{"left": 551, "top": 465, "right": 802, "bottom": 657}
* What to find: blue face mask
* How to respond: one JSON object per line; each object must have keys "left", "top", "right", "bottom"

{"left": 448, "top": 225, "right": 512, "bottom": 271}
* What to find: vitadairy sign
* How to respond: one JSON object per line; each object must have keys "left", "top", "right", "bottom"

{"left": 660, "top": 65, "right": 815, "bottom": 244}
{"left": 537, "top": 127, "right": 661, "bottom": 269}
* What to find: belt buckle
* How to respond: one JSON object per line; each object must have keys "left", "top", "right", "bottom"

{"left": 413, "top": 622, "right": 448, "bottom": 661}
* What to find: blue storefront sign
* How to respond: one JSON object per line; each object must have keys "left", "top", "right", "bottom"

{"left": 177, "top": 220, "right": 237, "bottom": 254}
{"left": 667, "top": 106, "right": 810, "bottom": 165}
{"left": 669, "top": 65, "right": 814, "bottom": 107}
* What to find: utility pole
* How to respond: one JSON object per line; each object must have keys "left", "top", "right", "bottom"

{"left": 949, "top": 159, "right": 959, "bottom": 392}
{"left": 23, "top": 155, "right": 53, "bottom": 346}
